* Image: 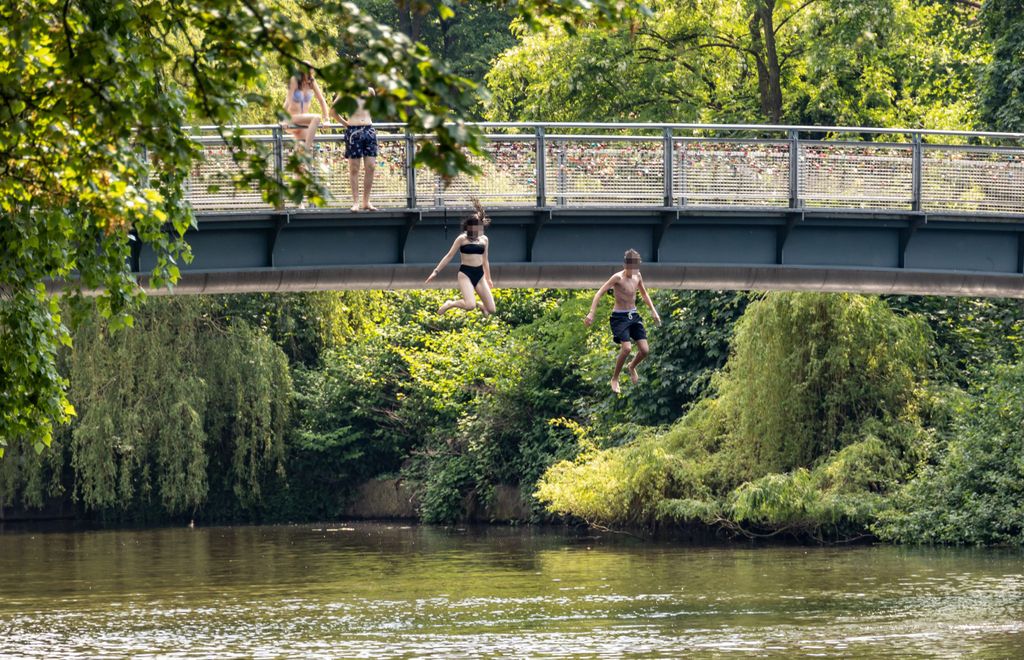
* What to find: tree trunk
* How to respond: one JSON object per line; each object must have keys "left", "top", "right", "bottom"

{"left": 411, "top": 11, "right": 424, "bottom": 42}
{"left": 440, "top": 13, "right": 453, "bottom": 62}
{"left": 748, "top": 1, "right": 784, "bottom": 123}
{"left": 397, "top": 0, "right": 413, "bottom": 38}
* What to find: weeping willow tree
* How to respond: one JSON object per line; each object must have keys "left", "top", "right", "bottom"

{"left": 536, "top": 292, "right": 933, "bottom": 539}
{"left": 0, "top": 297, "right": 292, "bottom": 520}
{"left": 718, "top": 292, "right": 931, "bottom": 474}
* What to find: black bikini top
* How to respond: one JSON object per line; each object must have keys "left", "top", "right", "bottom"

{"left": 460, "top": 241, "right": 485, "bottom": 255}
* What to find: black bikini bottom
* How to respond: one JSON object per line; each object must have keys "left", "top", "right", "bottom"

{"left": 459, "top": 264, "right": 484, "bottom": 287}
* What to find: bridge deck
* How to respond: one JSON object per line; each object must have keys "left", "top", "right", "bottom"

{"left": 144, "top": 123, "right": 1024, "bottom": 297}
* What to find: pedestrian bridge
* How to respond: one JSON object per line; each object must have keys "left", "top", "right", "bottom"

{"left": 148, "top": 122, "right": 1024, "bottom": 297}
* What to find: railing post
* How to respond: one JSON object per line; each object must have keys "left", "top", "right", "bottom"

{"left": 788, "top": 129, "right": 801, "bottom": 209}
{"left": 272, "top": 125, "right": 284, "bottom": 184}
{"left": 680, "top": 140, "right": 688, "bottom": 207}
{"left": 911, "top": 132, "right": 923, "bottom": 212}
{"left": 556, "top": 141, "right": 566, "bottom": 207}
{"left": 405, "top": 129, "right": 416, "bottom": 209}
{"left": 663, "top": 127, "right": 674, "bottom": 207}
{"left": 535, "top": 125, "right": 546, "bottom": 208}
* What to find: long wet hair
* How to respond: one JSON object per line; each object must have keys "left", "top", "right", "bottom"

{"left": 461, "top": 198, "right": 491, "bottom": 240}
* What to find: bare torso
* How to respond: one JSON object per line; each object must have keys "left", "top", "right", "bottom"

{"left": 347, "top": 97, "right": 372, "bottom": 126}
{"left": 611, "top": 270, "right": 641, "bottom": 311}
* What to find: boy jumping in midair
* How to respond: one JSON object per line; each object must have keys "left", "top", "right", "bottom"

{"left": 584, "top": 249, "right": 662, "bottom": 393}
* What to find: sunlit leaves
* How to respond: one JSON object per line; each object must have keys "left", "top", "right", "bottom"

{"left": 536, "top": 292, "right": 934, "bottom": 539}
{"left": 876, "top": 361, "right": 1024, "bottom": 546}
{"left": 487, "top": 0, "right": 988, "bottom": 127}
{"left": 0, "top": 0, "right": 642, "bottom": 453}
{"left": 979, "top": 0, "right": 1024, "bottom": 131}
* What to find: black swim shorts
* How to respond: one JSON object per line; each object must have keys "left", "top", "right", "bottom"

{"left": 344, "top": 125, "right": 378, "bottom": 159}
{"left": 609, "top": 310, "right": 647, "bottom": 344}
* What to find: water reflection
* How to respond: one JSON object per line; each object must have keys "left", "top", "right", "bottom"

{"left": 1, "top": 523, "right": 1022, "bottom": 657}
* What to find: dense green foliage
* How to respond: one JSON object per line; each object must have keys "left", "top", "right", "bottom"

{"left": 720, "top": 293, "right": 930, "bottom": 472}
{"left": 876, "top": 361, "right": 1024, "bottom": 545}
{"left": 980, "top": 0, "right": 1024, "bottom": 131}
{"left": 1, "top": 298, "right": 292, "bottom": 521}
{"left": 4, "top": 285, "right": 1024, "bottom": 547}
{"left": 537, "top": 293, "right": 935, "bottom": 539}
{"left": 485, "top": 0, "right": 987, "bottom": 127}
{"left": 0, "top": 0, "right": 643, "bottom": 456}
{"left": 0, "top": 287, "right": 748, "bottom": 523}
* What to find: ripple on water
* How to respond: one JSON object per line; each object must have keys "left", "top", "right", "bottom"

{"left": 1, "top": 525, "right": 1023, "bottom": 657}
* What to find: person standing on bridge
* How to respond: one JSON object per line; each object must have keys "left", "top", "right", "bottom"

{"left": 584, "top": 249, "right": 661, "bottom": 393}
{"left": 283, "top": 68, "right": 328, "bottom": 152}
{"left": 424, "top": 200, "right": 497, "bottom": 315}
{"left": 330, "top": 87, "right": 378, "bottom": 212}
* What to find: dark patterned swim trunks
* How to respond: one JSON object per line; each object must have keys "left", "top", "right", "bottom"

{"left": 609, "top": 310, "right": 647, "bottom": 344}
{"left": 344, "top": 125, "right": 378, "bottom": 159}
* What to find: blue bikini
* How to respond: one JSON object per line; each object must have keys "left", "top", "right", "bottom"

{"left": 292, "top": 88, "right": 312, "bottom": 113}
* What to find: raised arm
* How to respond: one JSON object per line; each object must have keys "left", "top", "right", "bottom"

{"left": 584, "top": 274, "right": 620, "bottom": 326}
{"left": 312, "top": 78, "right": 329, "bottom": 118}
{"left": 637, "top": 275, "right": 661, "bottom": 326}
{"left": 425, "top": 236, "right": 464, "bottom": 283}
{"left": 328, "top": 94, "right": 348, "bottom": 125}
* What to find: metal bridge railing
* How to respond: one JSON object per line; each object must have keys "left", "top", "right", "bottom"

{"left": 182, "top": 123, "right": 1024, "bottom": 216}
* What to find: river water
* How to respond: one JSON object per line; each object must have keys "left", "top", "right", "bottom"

{"left": 1, "top": 523, "right": 1021, "bottom": 658}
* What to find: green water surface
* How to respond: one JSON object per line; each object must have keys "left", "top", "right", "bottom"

{"left": 1, "top": 523, "right": 1022, "bottom": 657}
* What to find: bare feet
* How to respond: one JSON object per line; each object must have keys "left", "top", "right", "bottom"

{"left": 350, "top": 204, "right": 360, "bottom": 212}
{"left": 438, "top": 301, "right": 452, "bottom": 315}
{"left": 362, "top": 203, "right": 379, "bottom": 211}
{"left": 610, "top": 377, "right": 621, "bottom": 394}
{"left": 627, "top": 365, "right": 639, "bottom": 384}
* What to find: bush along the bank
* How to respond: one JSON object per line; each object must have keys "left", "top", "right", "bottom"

{"left": 536, "top": 292, "right": 936, "bottom": 541}
{"left": 8, "top": 288, "right": 1024, "bottom": 546}
{"left": 400, "top": 288, "right": 753, "bottom": 523}
{"left": 0, "top": 298, "right": 292, "bottom": 524}
{"left": 874, "top": 361, "right": 1024, "bottom": 546}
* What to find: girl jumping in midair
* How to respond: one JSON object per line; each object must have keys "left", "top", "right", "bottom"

{"left": 425, "top": 200, "right": 497, "bottom": 315}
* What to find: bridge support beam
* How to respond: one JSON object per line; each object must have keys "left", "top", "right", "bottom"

{"left": 119, "top": 207, "right": 1024, "bottom": 299}
{"left": 526, "top": 209, "right": 550, "bottom": 262}
{"left": 898, "top": 216, "right": 927, "bottom": 269}
{"left": 267, "top": 215, "right": 288, "bottom": 268}
{"left": 129, "top": 263, "right": 1024, "bottom": 299}
{"left": 776, "top": 211, "right": 803, "bottom": 264}
{"left": 652, "top": 210, "right": 678, "bottom": 262}
{"left": 1019, "top": 232, "right": 1024, "bottom": 275}
{"left": 397, "top": 211, "right": 422, "bottom": 264}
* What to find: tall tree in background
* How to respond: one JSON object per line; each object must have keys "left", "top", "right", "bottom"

{"left": 356, "top": 0, "right": 516, "bottom": 95}
{"left": 487, "top": 0, "right": 985, "bottom": 127}
{"left": 980, "top": 0, "right": 1024, "bottom": 131}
